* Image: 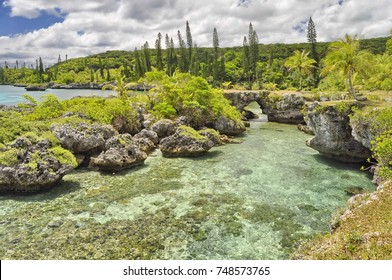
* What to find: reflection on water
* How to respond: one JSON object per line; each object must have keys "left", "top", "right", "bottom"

{"left": 0, "top": 118, "right": 375, "bottom": 259}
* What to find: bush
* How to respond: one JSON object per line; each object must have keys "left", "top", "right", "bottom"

{"left": 372, "top": 130, "right": 392, "bottom": 179}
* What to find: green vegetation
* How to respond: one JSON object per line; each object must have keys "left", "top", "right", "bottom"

{"left": 178, "top": 125, "right": 207, "bottom": 141}
{"left": 1, "top": 18, "right": 390, "bottom": 94}
{"left": 295, "top": 181, "right": 392, "bottom": 259}
{"left": 284, "top": 50, "right": 316, "bottom": 90}
{"left": 49, "top": 147, "right": 78, "bottom": 168}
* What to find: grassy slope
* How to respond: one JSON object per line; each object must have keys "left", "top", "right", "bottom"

{"left": 295, "top": 180, "right": 392, "bottom": 259}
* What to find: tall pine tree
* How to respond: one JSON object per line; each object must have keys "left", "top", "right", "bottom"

{"left": 155, "top": 33, "right": 163, "bottom": 71}
{"left": 143, "top": 41, "right": 151, "bottom": 72}
{"left": 307, "top": 17, "right": 319, "bottom": 87}
{"left": 248, "top": 23, "right": 259, "bottom": 82}
{"left": 186, "top": 21, "right": 193, "bottom": 69}
{"left": 177, "top": 30, "right": 188, "bottom": 72}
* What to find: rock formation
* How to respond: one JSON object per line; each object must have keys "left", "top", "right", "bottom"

{"left": 159, "top": 126, "right": 215, "bottom": 157}
{"left": 89, "top": 134, "right": 147, "bottom": 172}
{"left": 305, "top": 102, "right": 371, "bottom": 162}
{"left": 0, "top": 137, "right": 76, "bottom": 192}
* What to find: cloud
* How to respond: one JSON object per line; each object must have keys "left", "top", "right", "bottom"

{"left": 1, "top": 0, "right": 391, "bottom": 65}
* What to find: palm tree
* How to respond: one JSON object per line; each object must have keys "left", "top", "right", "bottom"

{"left": 284, "top": 50, "right": 316, "bottom": 90}
{"left": 321, "top": 34, "right": 373, "bottom": 100}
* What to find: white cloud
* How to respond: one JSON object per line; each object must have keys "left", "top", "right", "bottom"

{"left": 1, "top": 0, "right": 391, "bottom": 65}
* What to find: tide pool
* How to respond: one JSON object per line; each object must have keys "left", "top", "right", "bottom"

{"left": 0, "top": 117, "right": 375, "bottom": 259}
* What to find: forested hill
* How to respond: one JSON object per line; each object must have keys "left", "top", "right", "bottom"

{"left": 0, "top": 35, "right": 390, "bottom": 91}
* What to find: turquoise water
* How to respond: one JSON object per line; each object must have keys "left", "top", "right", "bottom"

{"left": 0, "top": 114, "right": 375, "bottom": 259}
{"left": 0, "top": 85, "right": 115, "bottom": 105}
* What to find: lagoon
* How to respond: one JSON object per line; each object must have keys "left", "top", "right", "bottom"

{"left": 0, "top": 106, "right": 375, "bottom": 259}
{"left": 0, "top": 85, "right": 115, "bottom": 105}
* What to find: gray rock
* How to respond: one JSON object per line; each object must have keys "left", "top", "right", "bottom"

{"left": 0, "top": 138, "right": 75, "bottom": 193}
{"left": 261, "top": 93, "right": 306, "bottom": 124}
{"left": 89, "top": 134, "right": 147, "bottom": 172}
{"left": 150, "top": 119, "right": 177, "bottom": 140}
{"left": 213, "top": 115, "right": 245, "bottom": 136}
{"left": 305, "top": 103, "right": 371, "bottom": 162}
{"left": 159, "top": 126, "right": 215, "bottom": 157}
{"left": 51, "top": 122, "right": 117, "bottom": 155}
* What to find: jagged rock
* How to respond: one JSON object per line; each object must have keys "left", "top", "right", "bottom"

{"left": 159, "top": 126, "right": 215, "bottom": 157}
{"left": 50, "top": 122, "right": 117, "bottom": 155}
{"left": 213, "top": 115, "right": 245, "bottom": 136}
{"left": 89, "top": 134, "right": 147, "bottom": 171}
{"left": 223, "top": 90, "right": 268, "bottom": 111}
{"left": 0, "top": 137, "right": 76, "bottom": 193}
{"left": 261, "top": 93, "right": 306, "bottom": 124}
{"left": 133, "top": 129, "right": 159, "bottom": 153}
{"left": 305, "top": 103, "right": 371, "bottom": 162}
{"left": 112, "top": 115, "right": 142, "bottom": 135}
{"left": 150, "top": 119, "right": 177, "bottom": 140}
{"left": 198, "top": 128, "right": 222, "bottom": 145}
{"left": 297, "top": 124, "right": 314, "bottom": 135}
{"left": 350, "top": 120, "right": 372, "bottom": 149}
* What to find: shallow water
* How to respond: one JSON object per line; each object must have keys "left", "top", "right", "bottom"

{"left": 0, "top": 85, "right": 115, "bottom": 105}
{"left": 0, "top": 114, "right": 375, "bottom": 259}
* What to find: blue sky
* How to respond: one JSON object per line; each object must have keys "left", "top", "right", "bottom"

{"left": 0, "top": 0, "right": 391, "bottom": 65}
{"left": 0, "top": 2, "right": 64, "bottom": 36}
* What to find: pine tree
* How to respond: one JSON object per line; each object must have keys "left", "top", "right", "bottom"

{"left": 307, "top": 17, "right": 319, "bottom": 86}
{"left": 134, "top": 48, "right": 144, "bottom": 78}
{"left": 39, "top": 57, "right": 44, "bottom": 74}
{"left": 186, "top": 21, "right": 193, "bottom": 69}
{"left": 242, "top": 36, "right": 250, "bottom": 82}
{"left": 143, "top": 41, "right": 151, "bottom": 72}
{"left": 212, "top": 27, "right": 222, "bottom": 82}
{"left": 58, "top": 55, "right": 61, "bottom": 64}
{"left": 248, "top": 23, "right": 259, "bottom": 82}
{"left": 165, "top": 34, "right": 173, "bottom": 76}
{"left": 99, "top": 58, "right": 104, "bottom": 79}
{"left": 155, "top": 33, "right": 163, "bottom": 71}
{"left": 177, "top": 30, "right": 188, "bottom": 72}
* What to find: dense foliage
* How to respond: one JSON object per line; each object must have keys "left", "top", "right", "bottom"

{"left": 1, "top": 18, "right": 390, "bottom": 93}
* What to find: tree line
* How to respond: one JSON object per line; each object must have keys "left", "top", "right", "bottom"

{"left": 1, "top": 19, "right": 391, "bottom": 94}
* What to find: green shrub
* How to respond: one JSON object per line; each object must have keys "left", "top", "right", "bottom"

{"left": 152, "top": 102, "right": 177, "bottom": 119}
{"left": 0, "top": 148, "right": 19, "bottom": 166}
{"left": 49, "top": 146, "right": 78, "bottom": 168}
{"left": 372, "top": 130, "right": 392, "bottom": 179}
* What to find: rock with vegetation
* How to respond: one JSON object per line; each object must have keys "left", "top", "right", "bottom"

{"left": 89, "top": 134, "right": 147, "bottom": 172}
{"left": 295, "top": 180, "right": 392, "bottom": 260}
{"left": 159, "top": 125, "right": 215, "bottom": 157}
{"left": 305, "top": 102, "right": 371, "bottom": 162}
{"left": 0, "top": 134, "right": 77, "bottom": 192}
{"left": 50, "top": 122, "right": 117, "bottom": 155}
{"left": 260, "top": 93, "right": 306, "bottom": 124}
{"left": 150, "top": 119, "right": 177, "bottom": 140}
{"left": 198, "top": 128, "right": 222, "bottom": 145}
{"left": 213, "top": 115, "right": 245, "bottom": 136}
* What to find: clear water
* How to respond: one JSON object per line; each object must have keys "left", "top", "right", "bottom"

{"left": 0, "top": 85, "right": 115, "bottom": 105}
{"left": 0, "top": 108, "right": 375, "bottom": 259}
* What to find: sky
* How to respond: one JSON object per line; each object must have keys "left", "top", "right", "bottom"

{"left": 0, "top": 0, "right": 391, "bottom": 66}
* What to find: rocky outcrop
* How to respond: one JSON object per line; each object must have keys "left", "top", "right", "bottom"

{"left": 213, "top": 115, "right": 246, "bottom": 136}
{"left": 133, "top": 129, "right": 159, "bottom": 153}
{"left": 50, "top": 122, "right": 117, "bottom": 155}
{"left": 159, "top": 126, "right": 215, "bottom": 157}
{"left": 223, "top": 91, "right": 305, "bottom": 124}
{"left": 305, "top": 102, "right": 371, "bottom": 162}
{"left": 89, "top": 134, "right": 147, "bottom": 172}
{"left": 260, "top": 93, "right": 306, "bottom": 124}
{"left": 150, "top": 119, "right": 177, "bottom": 140}
{"left": 223, "top": 90, "right": 268, "bottom": 111}
{"left": 0, "top": 137, "right": 76, "bottom": 193}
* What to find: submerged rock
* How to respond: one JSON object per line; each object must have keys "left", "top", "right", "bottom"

{"left": 159, "top": 126, "right": 215, "bottom": 157}
{"left": 89, "top": 134, "right": 147, "bottom": 172}
{"left": 51, "top": 122, "right": 117, "bottom": 155}
{"left": 305, "top": 102, "right": 371, "bottom": 162}
{"left": 0, "top": 137, "right": 76, "bottom": 193}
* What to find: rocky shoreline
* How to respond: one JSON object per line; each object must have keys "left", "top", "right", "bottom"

{"left": 0, "top": 91, "right": 386, "bottom": 194}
